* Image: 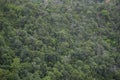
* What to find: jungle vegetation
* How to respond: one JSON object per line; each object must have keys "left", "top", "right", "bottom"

{"left": 0, "top": 0, "right": 120, "bottom": 80}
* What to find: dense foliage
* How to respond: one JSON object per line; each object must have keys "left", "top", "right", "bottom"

{"left": 0, "top": 0, "right": 120, "bottom": 80}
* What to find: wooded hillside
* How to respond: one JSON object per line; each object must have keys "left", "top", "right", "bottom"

{"left": 0, "top": 0, "right": 120, "bottom": 80}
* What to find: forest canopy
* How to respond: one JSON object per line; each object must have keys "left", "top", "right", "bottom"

{"left": 0, "top": 0, "right": 120, "bottom": 80}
